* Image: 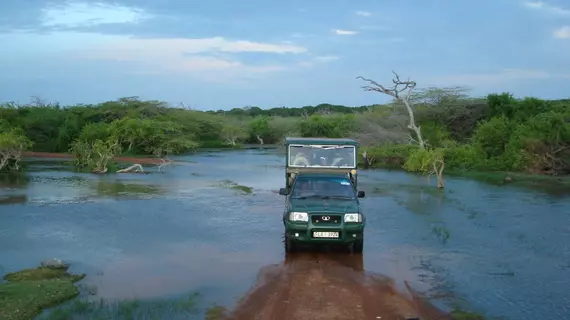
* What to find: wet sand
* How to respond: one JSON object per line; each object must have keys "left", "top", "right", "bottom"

{"left": 231, "top": 252, "right": 450, "bottom": 320}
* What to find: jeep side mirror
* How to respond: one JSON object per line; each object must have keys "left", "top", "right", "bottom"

{"left": 357, "top": 190, "right": 365, "bottom": 198}
{"left": 279, "top": 188, "right": 289, "bottom": 196}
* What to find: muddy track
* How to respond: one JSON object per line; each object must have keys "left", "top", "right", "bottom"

{"left": 230, "top": 253, "right": 450, "bottom": 320}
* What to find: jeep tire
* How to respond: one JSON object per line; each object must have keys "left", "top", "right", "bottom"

{"left": 352, "top": 239, "right": 364, "bottom": 253}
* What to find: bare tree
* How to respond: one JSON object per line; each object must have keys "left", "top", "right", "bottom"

{"left": 357, "top": 72, "right": 446, "bottom": 188}
{"left": 357, "top": 72, "right": 425, "bottom": 149}
{"left": 29, "top": 96, "right": 52, "bottom": 108}
{"left": 316, "top": 108, "right": 332, "bottom": 116}
{"left": 256, "top": 134, "right": 264, "bottom": 148}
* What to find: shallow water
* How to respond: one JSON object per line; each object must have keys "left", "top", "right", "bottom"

{"left": 1, "top": 149, "right": 569, "bottom": 319}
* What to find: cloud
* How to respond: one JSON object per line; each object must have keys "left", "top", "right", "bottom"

{"left": 431, "top": 68, "right": 570, "bottom": 86}
{"left": 554, "top": 26, "right": 570, "bottom": 38}
{"left": 84, "top": 36, "right": 307, "bottom": 57}
{"left": 72, "top": 34, "right": 305, "bottom": 79}
{"left": 314, "top": 55, "right": 340, "bottom": 62}
{"left": 523, "top": 1, "right": 570, "bottom": 15}
{"left": 333, "top": 29, "right": 358, "bottom": 35}
{"left": 355, "top": 11, "right": 372, "bottom": 17}
{"left": 41, "top": 2, "right": 150, "bottom": 28}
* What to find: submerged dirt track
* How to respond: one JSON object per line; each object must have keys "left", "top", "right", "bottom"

{"left": 230, "top": 252, "right": 450, "bottom": 320}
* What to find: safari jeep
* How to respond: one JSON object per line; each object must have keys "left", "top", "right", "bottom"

{"left": 279, "top": 137, "right": 366, "bottom": 253}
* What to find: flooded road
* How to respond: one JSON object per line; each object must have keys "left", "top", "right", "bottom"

{"left": 1, "top": 149, "right": 570, "bottom": 319}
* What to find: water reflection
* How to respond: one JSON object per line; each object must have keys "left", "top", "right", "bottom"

{"left": 0, "top": 194, "right": 27, "bottom": 205}
{"left": 0, "top": 173, "right": 29, "bottom": 188}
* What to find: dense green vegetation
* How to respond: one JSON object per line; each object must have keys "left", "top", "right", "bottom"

{"left": 1, "top": 88, "right": 568, "bottom": 176}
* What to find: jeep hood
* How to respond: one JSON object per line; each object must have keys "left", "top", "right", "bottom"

{"left": 289, "top": 198, "right": 359, "bottom": 213}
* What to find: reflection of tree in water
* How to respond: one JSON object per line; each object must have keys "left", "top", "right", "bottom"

{"left": 0, "top": 194, "right": 27, "bottom": 205}
{"left": 0, "top": 173, "right": 29, "bottom": 188}
{"left": 390, "top": 184, "right": 446, "bottom": 215}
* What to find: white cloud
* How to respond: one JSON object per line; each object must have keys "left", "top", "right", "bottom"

{"left": 74, "top": 34, "right": 305, "bottom": 79}
{"left": 355, "top": 11, "right": 372, "bottom": 17}
{"left": 554, "top": 26, "right": 570, "bottom": 38}
{"left": 523, "top": 1, "right": 570, "bottom": 15}
{"left": 333, "top": 29, "right": 358, "bottom": 35}
{"left": 41, "top": 2, "right": 150, "bottom": 28}
{"left": 432, "top": 68, "right": 570, "bottom": 86}
{"left": 84, "top": 36, "right": 307, "bottom": 58}
{"left": 314, "top": 55, "right": 340, "bottom": 62}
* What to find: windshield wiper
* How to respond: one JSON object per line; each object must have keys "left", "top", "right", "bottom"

{"left": 320, "top": 195, "right": 354, "bottom": 200}
{"left": 293, "top": 195, "right": 354, "bottom": 200}
{"left": 292, "top": 194, "right": 326, "bottom": 200}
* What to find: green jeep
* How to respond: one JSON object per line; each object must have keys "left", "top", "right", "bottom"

{"left": 279, "top": 137, "right": 366, "bottom": 253}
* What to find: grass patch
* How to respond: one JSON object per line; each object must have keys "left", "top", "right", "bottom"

{"left": 447, "top": 170, "right": 570, "bottom": 195}
{"left": 220, "top": 180, "right": 253, "bottom": 194}
{"left": 204, "top": 304, "right": 230, "bottom": 320}
{"left": 451, "top": 309, "right": 485, "bottom": 319}
{"left": 0, "top": 267, "right": 85, "bottom": 320}
{"left": 94, "top": 181, "right": 163, "bottom": 196}
{"left": 41, "top": 293, "right": 202, "bottom": 319}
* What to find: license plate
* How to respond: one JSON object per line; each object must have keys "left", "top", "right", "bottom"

{"left": 313, "top": 231, "right": 339, "bottom": 238}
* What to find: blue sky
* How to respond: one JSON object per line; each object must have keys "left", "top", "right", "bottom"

{"left": 0, "top": 0, "right": 569, "bottom": 110}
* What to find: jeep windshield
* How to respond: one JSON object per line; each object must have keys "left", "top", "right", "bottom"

{"left": 288, "top": 144, "right": 356, "bottom": 168}
{"left": 291, "top": 176, "right": 356, "bottom": 200}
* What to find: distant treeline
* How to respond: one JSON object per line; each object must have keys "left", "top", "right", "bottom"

{"left": 207, "top": 103, "right": 373, "bottom": 117}
{"left": 1, "top": 88, "right": 569, "bottom": 176}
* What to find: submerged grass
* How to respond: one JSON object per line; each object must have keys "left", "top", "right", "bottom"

{"left": 451, "top": 309, "right": 485, "bottom": 319}
{"left": 0, "top": 267, "right": 85, "bottom": 320}
{"left": 40, "top": 293, "right": 202, "bottom": 320}
{"left": 219, "top": 180, "right": 253, "bottom": 194}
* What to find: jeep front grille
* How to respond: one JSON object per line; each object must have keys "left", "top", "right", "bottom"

{"left": 311, "top": 214, "right": 342, "bottom": 225}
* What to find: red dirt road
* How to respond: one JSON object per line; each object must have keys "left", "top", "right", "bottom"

{"left": 22, "top": 151, "right": 166, "bottom": 165}
{"left": 230, "top": 253, "right": 450, "bottom": 320}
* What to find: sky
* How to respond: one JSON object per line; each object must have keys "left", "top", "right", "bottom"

{"left": 0, "top": 0, "right": 569, "bottom": 110}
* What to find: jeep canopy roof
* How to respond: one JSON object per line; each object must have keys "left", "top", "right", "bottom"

{"left": 283, "top": 137, "right": 360, "bottom": 190}
{"left": 284, "top": 137, "right": 359, "bottom": 146}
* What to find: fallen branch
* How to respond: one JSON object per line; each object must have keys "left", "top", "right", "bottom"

{"left": 117, "top": 164, "right": 144, "bottom": 173}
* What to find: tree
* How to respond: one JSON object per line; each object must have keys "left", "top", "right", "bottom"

{"left": 0, "top": 129, "right": 33, "bottom": 171}
{"left": 357, "top": 72, "right": 425, "bottom": 148}
{"left": 357, "top": 72, "right": 445, "bottom": 188}
{"left": 220, "top": 121, "right": 248, "bottom": 146}
{"left": 69, "top": 138, "right": 122, "bottom": 173}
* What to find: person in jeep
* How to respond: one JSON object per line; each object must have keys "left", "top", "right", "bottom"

{"left": 293, "top": 180, "right": 313, "bottom": 197}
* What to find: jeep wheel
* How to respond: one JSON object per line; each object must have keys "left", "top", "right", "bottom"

{"left": 284, "top": 234, "right": 297, "bottom": 253}
{"left": 352, "top": 239, "right": 364, "bottom": 253}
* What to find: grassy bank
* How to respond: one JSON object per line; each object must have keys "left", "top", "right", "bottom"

{"left": 0, "top": 266, "right": 85, "bottom": 320}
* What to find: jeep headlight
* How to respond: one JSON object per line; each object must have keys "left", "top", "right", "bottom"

{"left": 344, "top": 213, "right": 362, "bottom": 223}
{"left": 289, "top": 212, "right": 308, "bottom": 222}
